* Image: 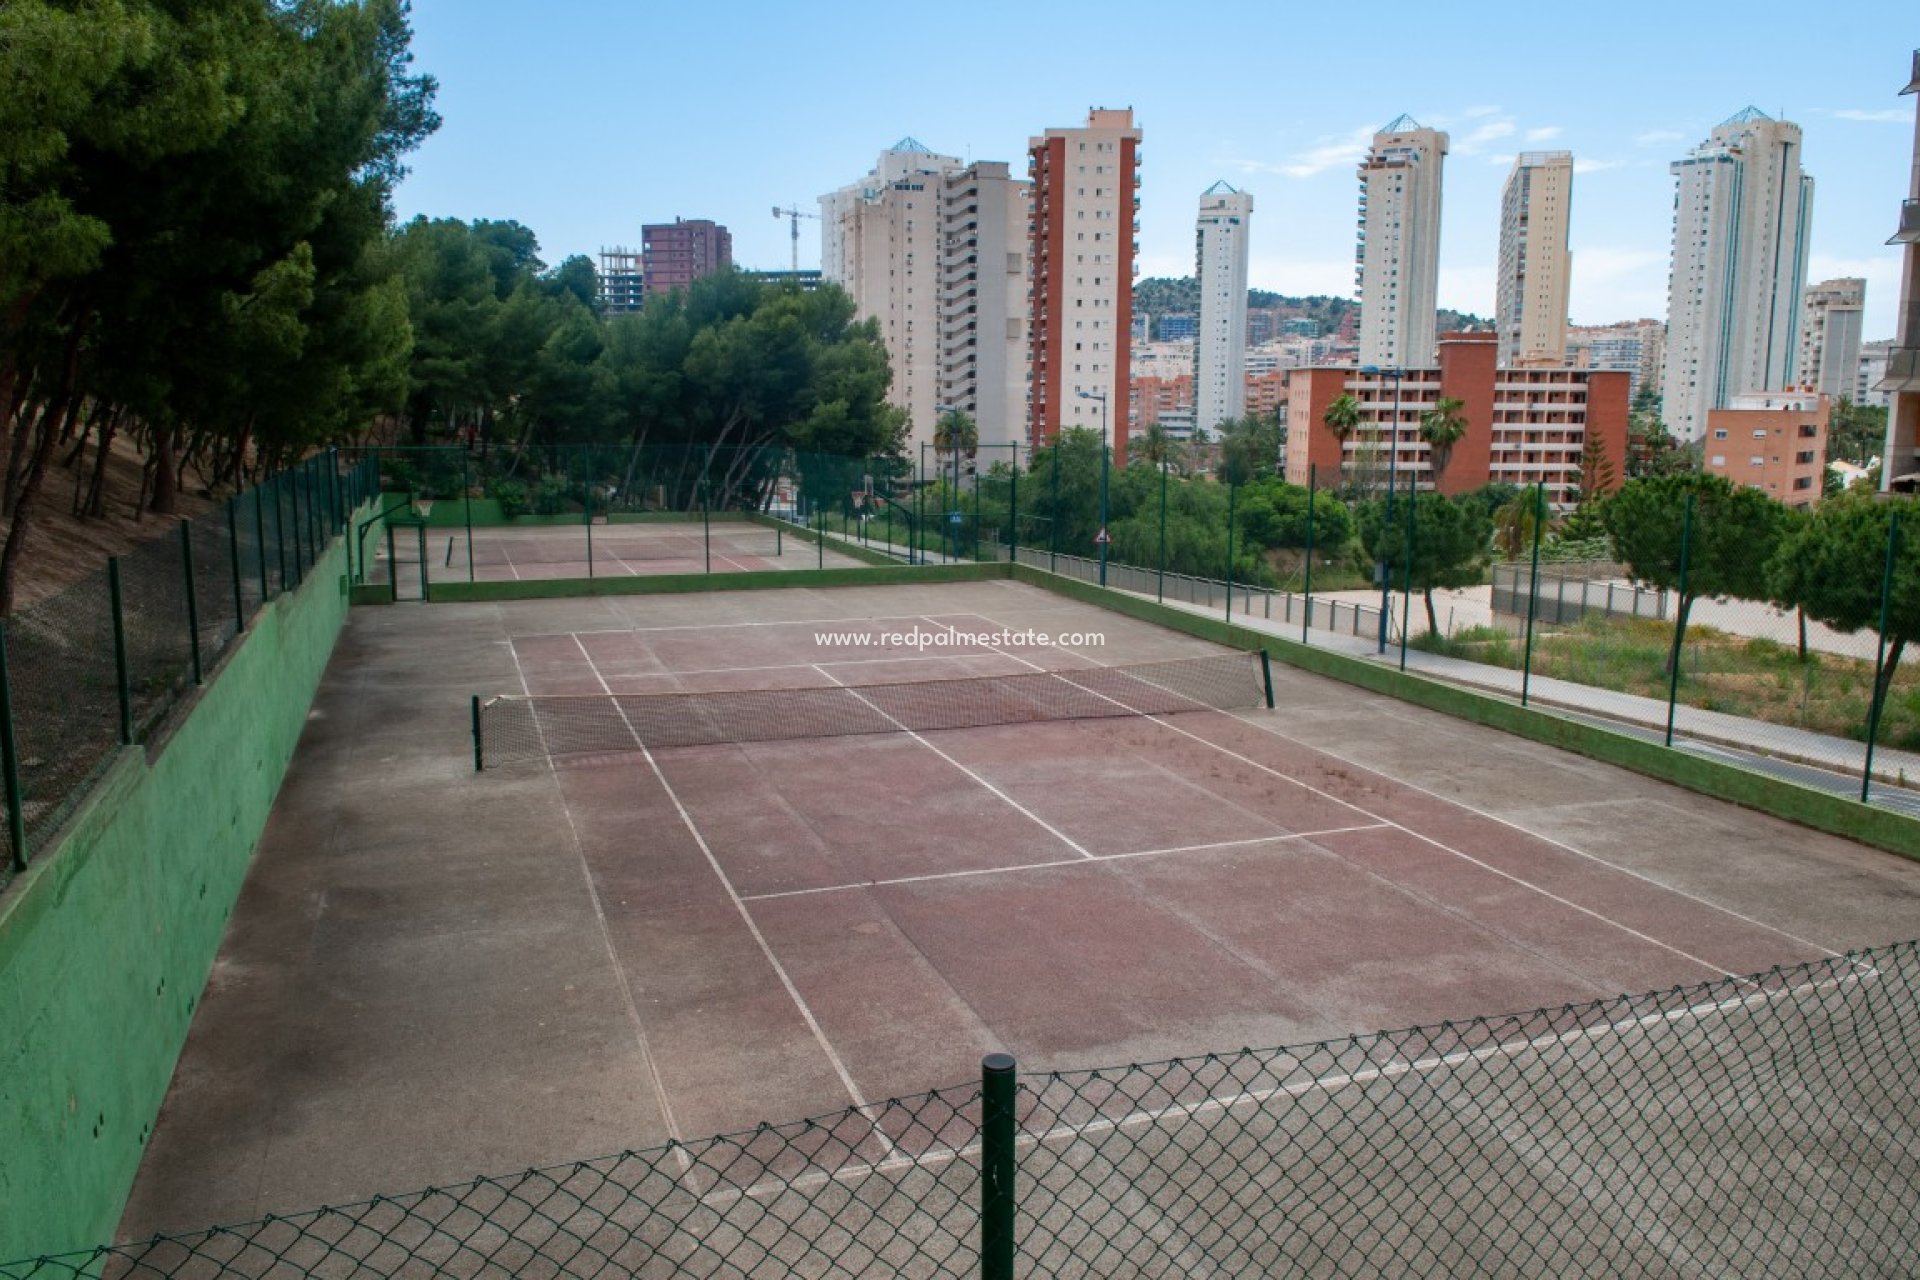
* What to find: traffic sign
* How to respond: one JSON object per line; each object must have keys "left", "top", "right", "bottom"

{"left": 949, "top": 511, "right": 964, "bottom": 525}
{"left": 1094, "top": 527, "right": 1112, "bottom": 545}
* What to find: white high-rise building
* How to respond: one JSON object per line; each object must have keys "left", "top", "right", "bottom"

{"left": 1496, "top": 152, "right": 1573, "bottom": 366}
{"left": 1194, "top": 181, "right": 1253, "bottom": 436}
{"left": 822, "top": 142, "right": 1032, "bottom": 453}
{"left": 1660, "top": 108, "right": 1815, "bottom": 441}
{"left": 1356, "top": 115, "right": 1448, "bottom": 369}
{"left": 1798, "top": 278, "right": 1866, "bottom": 402}
{"left": 1862, "top": 338, "right": 1894, "bottom": 410}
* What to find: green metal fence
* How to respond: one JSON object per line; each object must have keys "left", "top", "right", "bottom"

{"left": 0, "top": 450, "right": 377, "bottom": 890}
{"left": 5, "top": 938, "right": 1915, "bottom": 1277}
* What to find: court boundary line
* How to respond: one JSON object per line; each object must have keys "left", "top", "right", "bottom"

{"left": 1219, "top": 707, "right": 1842, "bottom": 959}
{"left": 681, "top": 964, "right": 1876, "bottom": 1214}
{"left": 505, "top": 637, "right": 685, "bottom": 1154}
{"left": 740, "top": 824, "right": 1394, "bottom": 903}
{"left": 564, "top": 637, "right": 893, "bottom": 1156}
{"left": 805, "top": 663, "right": 1096, "bottom": 860}
{"left": 961, "top": 626, "right": 1756, "bottom": 983}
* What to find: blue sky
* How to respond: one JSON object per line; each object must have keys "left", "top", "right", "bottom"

{"left": 394, "top": 1, "right": 1917, "bottom": 338}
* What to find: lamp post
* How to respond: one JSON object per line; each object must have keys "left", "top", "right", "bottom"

{"left": 1076, "top": 389, "right": 1111, "bottom": 586}
{"left": 1360, "top": 364, "right": 1403, "bottom": 654}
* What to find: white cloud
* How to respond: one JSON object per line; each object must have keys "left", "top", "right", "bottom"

{"left": 1438, "top": 264, "right": 1495, "bottom": 317}
{"left": 1567, "top": 246, "right": 1669, "bottom": 325}
{"left": 1243, "top": 123, "right": 1379, "bottom": 179}
{"left": 1634, "top": 129, "right": 1684, "bottom": 147}
{"left": 1461, "top": 105, "right": 1503, "bottom": 120}
{"left": 1524, "top": 126, "right": 1564, "bottom": 143}
{"left": 1826, "top": 108, "right": 1911, "bottom": 123}
{"left": 1245, "top": 255, "right": 1358, "bottom": 300}
{"left": 1573, "top": 157, "right": 1625, "bottom": 174}
{"left": 1453, "top": 119, "right": 1516, "bottom": 156}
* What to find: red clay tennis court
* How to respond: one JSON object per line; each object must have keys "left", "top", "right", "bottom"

{"left": 479, "top": 604, "right": 1831, "bottom": 1141}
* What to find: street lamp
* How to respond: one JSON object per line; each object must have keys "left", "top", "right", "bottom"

{"left": 1075, "top": 388, "right": 1111, "bottom": 586}
{"left": 1359, "top": 364, "right": 1403, "bottom": 653}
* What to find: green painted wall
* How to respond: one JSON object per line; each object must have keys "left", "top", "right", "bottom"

{"left": 382, "top": 495, "right": 755, "bottom": 529}
{"left": 424, "top": 560, "right": 1004, "bottom": 603}
{"left": 0, "top": 536, "right": 354, "bottom": 1260}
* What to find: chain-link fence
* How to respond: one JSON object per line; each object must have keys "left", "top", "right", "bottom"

{"left": 6, "top": 938, "right": 1916, "bottom": 1278}
{"left": 0, "top": 450, "right": 377, "bottom": 889}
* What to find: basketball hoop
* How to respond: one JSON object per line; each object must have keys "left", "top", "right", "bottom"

{"left": 411, "top": 494, "right": 435, "bottom": 521}
{"left": 850, "top": 491, "right": 867, "bottom": 511}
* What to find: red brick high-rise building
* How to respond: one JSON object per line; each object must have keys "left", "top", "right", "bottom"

{"left": 1027, "top": 109, "right": 1140, "bottom": 457}
{"left": 642, "top": 218, "right": 732, "bottom": 301}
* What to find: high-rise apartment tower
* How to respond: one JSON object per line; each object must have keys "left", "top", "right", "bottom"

{"left": 1660, "top": 108, "right": 1814, "bottom": 440}
{"left": 1496, "top": 152, "right": 1573, "bottom": 366}
{"left": 1881, "top": 52, "right": 1920, "bottom": 484}
{"left": 1195, "top": 181, "right": 1253, "bottom": 436}
{"left": 1798, "top": 278, "right": 1866, "bottom": 402}
{"left": 1027, "top": 108, "right": 1141, "bottom": 451}
{"left": 1356, "top": 116, "right": 1448, "bottom": 369}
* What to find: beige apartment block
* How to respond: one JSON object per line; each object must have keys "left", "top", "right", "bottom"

{"left": 1798, "top": 277, "right": 1866, "bottom": 403}
{"left": 1497, "top": 152, "right": 1573, "bottom": 367}
{"left": 1357, "top": 115, "right": 1448, "bottom": 369}
{"left": 1195, "top": 181, "right": 1253, "bottom": 435}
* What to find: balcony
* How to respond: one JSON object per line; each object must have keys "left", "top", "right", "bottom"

{"left": 1891, "top": 199, "right": 1920, "bottom": 246}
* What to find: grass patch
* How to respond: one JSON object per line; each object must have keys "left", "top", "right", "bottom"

{"left": 1428, "top": 612, "right": 1920, "bottom": 745}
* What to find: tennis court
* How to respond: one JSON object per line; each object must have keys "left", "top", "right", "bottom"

{"left": 118, "top": 578, "right": 1920, "bottom": 1239}
{"left": 372, "top": 519, "right": 867, "bottom": 593}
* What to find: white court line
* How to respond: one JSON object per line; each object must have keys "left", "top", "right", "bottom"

{"left": 975, "top": 635, "right": 1754, "bottom": 982}
{"left": 807, "top": 663, "right": 1096, "bottom": 860}
{"left": 513, "top": 607, "right": 1042, "bottom": 639}
{"left": 502, "top": 638, "right": 686, "bottom": 1157}
{"left": 566, "top": 639, "right": 893, "bottom": 1155}
{"left": 740, "top": 824, "right": 1392, "bottom": 903}
{"left": 682, "top": 964, "right": 1876, "bottom": 1214}
{"left": 1222, "top": 709, "right": 1842, "bottom": 961}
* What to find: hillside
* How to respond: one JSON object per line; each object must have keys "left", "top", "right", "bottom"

{"left": 1134, "top": 277, "right": 1489, "bottom": 341}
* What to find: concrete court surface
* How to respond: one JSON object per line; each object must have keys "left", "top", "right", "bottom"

{"left": 119, "top": 579, "right": 1920, "bottom": 1238}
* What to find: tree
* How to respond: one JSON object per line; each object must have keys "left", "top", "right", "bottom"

{"left": 1236, "top": 480, "right": 1353, "bottom": 555}
{"left": 1356, "top": 491, "right": 1493, "bottom": 635}
{"left": 1770, "top": 492, "right": 1920, "bottom": 717}
{"left": 1417, "top": 396, "right": 1469, "bottom": 489}
{"left": 1603, "top": 473, "right": 1788, "bottom": 675}
{"left": 1214, "top": 412, "right": 1282, "bottom": 487}
{"left": 1134, "top": 421, "right": 1186, "bottom": 474}
{"left": 1828, "top": 397, "right": 1887, "bottom": 469}
{"left": 1322, "top": 392, "right": 1361, "bottom": 490}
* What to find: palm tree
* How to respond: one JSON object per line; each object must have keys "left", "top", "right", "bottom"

{"left": 1418, "top": 396, "right": 1469, "bottom": 490}
{"left": 1322, "top": 393, "right": 1362, "bottom": 492}
{"left": 1137, "top": 421, "right": 1186, "bottom": 474}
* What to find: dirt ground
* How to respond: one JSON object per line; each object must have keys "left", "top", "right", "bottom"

{"left": 0, "top": 433, "right": 218, "bottom": 611}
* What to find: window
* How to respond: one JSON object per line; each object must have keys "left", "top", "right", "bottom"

{"left": 1713, "top": 428, "right": 1728, "bottom": 439}
{"left": 1749, "top": 456, "right": 1765, "bottom": 467}
{"left": 1711, "top": 455, "right": 1727, "bottom": 466}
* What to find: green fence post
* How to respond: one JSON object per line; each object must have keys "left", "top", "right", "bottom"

{"left": 1225, "top": 482, "right": 1237, "bottom": 624}
{"left": 386, "top": 522, "right": 398, "bottom": 603}
{"left": 418, "top": 524, "right": 429, "bottom": 602}
{"left": 971, "top": 466, "right": 981, "bottom": 561}
{"left": 472, "top": 695, "right": 484, "bottom": 772}
{"left": 1049, "top": 443, "right": 1060, "bottom": 573}
{"left": 1521, "top": 483, "right": 1546, "bottom": 707}
{"left": 272, "top": 474, "right": 288, "bottom": 592}
{"left": 0, "top": 623, "right": 27, "bottom": 872}
{"left": 586, "top": 478, "right": 595, "bottom": 580}
{"left": 227, "top": 498, "right": 245, "bottom": 633}
{"left": 463, "top": 451, "right": 475, "bottom": 583}
{"left": 1398, "top": 489, "right": 1416, "bottom": 672}
{"left": 180, "top": 520, "right": 203, "bottom": 686}
{"left": 703, "top": 484, "right": 712, "bottom": 574}
{"left": 254, "top": 487, "right": 270, "bottom": 601}
{"left": 1664, "top": 493, "right": 1695, "bottom": 748}
{"left": 1863, "top": 510, "right": 1901, "bottom": 802}
{"left": 1157, "top": 459, "right": 1168, "bottom": 603}
{"left": 1009, "top": 445, "right": 1020, "bottom": 562}
{"left": 981, "top": 1053, "right": 1017, "bottom": 1280}
{"left": 289, "top": 468, "right": 305, "bottom": 582}
{"left": 109, "top": 557, "right": 133, "bottom": 744}
{"left": 1302, "top": 465, "right": 1317, "bottom": 644}
{"left": 1260, "top": 649, "right": 1275, "bottom": 709}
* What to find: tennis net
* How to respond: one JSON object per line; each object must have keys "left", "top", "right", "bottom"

{"left": 468, "top": 531, "right": 782, "bottom": 565}
{"left": 475, "top": 651, "right": 1270, "bottom": 769}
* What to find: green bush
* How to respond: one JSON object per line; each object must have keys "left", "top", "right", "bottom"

{"left": 487, "top": 477, "right": 529, "bottom": 520}
{"left": 532, "top": 473, "right": 570, "bottom": 515}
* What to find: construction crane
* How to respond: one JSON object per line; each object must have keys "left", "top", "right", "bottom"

{"left": 771, "top": 205, "right": 820, "bottom": 275}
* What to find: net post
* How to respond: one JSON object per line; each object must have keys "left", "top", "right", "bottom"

{"left": 109, "top": 557, "right": 133, "bottom": 744}
{"left": 980, "top": 1052, "right": 1017, "bottom": 1280}
{"left": 227, "top": 497, "right": 245, "bottom": 633}
{"left": 471, "top": 695, "right": 484, "bottom": 772}
{"left": 0, "top": 622, "right": 27, "bottom": 873}
{"left": 1260, "top": 650, "right": 1275, "bottom": 709}
{"left": 181, "top": 519, "right": 203, "bottom": 686}
{"left": 776, "top": 523, "right": 783, "bottom": 557}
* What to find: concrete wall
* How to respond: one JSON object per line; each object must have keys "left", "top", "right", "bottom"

{"left": 0, "top": 535, "right": 353, "bottom": 1260}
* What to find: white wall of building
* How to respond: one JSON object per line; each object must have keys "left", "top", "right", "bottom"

{"left": 1195, "top": 182, "right": 1252, "bottom": 434}
{"left": 1357, "top": 118, "right": 1448, "bottom": 369}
